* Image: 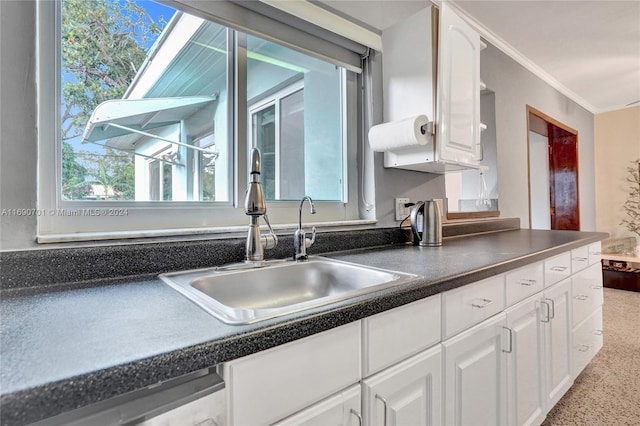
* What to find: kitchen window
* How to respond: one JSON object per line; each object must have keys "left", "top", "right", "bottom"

{"left": 37, "top": 0, "right": 368, "bottom": 241}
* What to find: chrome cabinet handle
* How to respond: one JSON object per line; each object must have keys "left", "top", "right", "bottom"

{"left": 550, "top": 266, "right": 567, "bottom": 272}
{"left": 375, "top": 394, "right": 388, "bottom": 426}
{"left": 502, "top": 326, "right": 513, "bottom": 353}
{"left": 472, "top": 298, "right": 493, "bottom": 308}
{"left": 518, "top": 279, "right": 537, "bottom": 286}
{"left": 574, "top": 256, "right": 588, "bottom": 262}
{"left": 575, "top": 294, "right": 589, "bottom": 301}
{"left": 541, "top": 300, "right": 551, "bottom": 323}
{"left": 576, "top": 344, "right": 590, "bottom": 352}
{"left": 544, "top": 297, "right": 555, "bottom": 320}
{"left": 592, "top": 329, "right": 603, "bottom": 336}
{"left": 350, "top": 408, "right": 363, "bottom": 426}
{"left": 591, "top": 285, "right": 603, "bottom": 290}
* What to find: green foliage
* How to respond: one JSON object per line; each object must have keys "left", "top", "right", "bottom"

{"left": 83, "top": 148, "right": 136, "bottom": 200}
{"left": 60, "top": 0, "right": 165, "bottom": 200}
{"left": 61, "top": 141, "right": 90, "bottom": 200}
{"left": 621, "top": 158, "right": 640, "bottom": 238}
{"left": 61, "top": 0, "right": 163, "bottom": 139}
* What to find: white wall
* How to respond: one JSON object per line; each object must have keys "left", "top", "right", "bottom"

{"left": 481, "top": 43, "right": 596, "bottom": 230}
{"left": 529, "top": 132, "right": 551, "bottom": 229}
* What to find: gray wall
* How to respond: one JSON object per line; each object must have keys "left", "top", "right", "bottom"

{"left": 481, "top": 43, "right": 596, "bottom": 230}
{"left": 0, "top": 1, "right": 38, "bottom": 250}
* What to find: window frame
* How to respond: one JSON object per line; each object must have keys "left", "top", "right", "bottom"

{"left": 36, "top": 0, "right": 363, "bottom": 242}
{"left": 249, "top": 79, "right": 308, "bottom": 202}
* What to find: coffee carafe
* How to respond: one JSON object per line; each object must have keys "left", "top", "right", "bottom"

{"left": 410, "top": 200, "right": 442, "bottom": 246}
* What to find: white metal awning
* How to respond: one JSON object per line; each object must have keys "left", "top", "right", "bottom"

{"left": 81, "top": 96, "right": 217, "bottom": 155}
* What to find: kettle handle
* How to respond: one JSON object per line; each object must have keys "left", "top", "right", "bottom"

{"left": 410, "top": 201, "right": 425, "bottom": 242}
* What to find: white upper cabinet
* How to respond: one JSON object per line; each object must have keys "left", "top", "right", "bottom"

{"left": 380, "top": 3, "right": 482, "bottom": 173}
{"left": 436, "top": 1, "right": 482, "bottom": 167}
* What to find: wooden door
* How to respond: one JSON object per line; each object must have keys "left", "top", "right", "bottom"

{"left": 548, "top": 125, "right": 580, "bottom": 230}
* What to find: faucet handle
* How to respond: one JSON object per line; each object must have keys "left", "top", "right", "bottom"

{"left": 306, "top": 226, "right": 317, "bottom": 248}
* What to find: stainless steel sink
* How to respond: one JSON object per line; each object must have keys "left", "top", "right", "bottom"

{"left": 160, "top": 257, "right": 419, "bottom": 324}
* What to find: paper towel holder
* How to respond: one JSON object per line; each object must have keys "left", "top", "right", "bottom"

{"left": 420, "top": 121, "right": 435, "bottom": 136}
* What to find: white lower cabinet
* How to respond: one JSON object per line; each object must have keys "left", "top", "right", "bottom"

{"left": 224, "top": 322, "right": 361, "bottom": 426}
{"left": 273, "top": 385, "right": 361, "bottom": 426}
{"left": 362, "top": 345, "right": 442, "bottom": 426}
{"left": 505, "top": 295, "right": 546, "bottom": 426}
{"left": 220, "top": 243, "right": 602, "bottom": 426}
{"left": 442, "top": 313, "right": 508, "bottom": 426}
{"left": 541, "top": 279, "right": 573, "bottom": 410}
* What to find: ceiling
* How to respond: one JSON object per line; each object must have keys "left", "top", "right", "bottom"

{"left": 319, "top": 0, "right": 640, "bottom": 114}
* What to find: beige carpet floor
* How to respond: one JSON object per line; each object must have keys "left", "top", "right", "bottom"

{"left": 542, "top": 287, "right": 640, "bottom": 426}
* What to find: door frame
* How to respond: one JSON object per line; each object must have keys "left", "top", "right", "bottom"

{"left": 526, "top": 106, "right": 580, "bottom": 230}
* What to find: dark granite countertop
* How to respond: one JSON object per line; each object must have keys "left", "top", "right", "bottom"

{"left": 0, "top": 228, "right": 607, "bottom": 425}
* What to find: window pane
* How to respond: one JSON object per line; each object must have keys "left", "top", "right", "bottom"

{"left": 280, "top": 90, "right": 305, "bottom": 200}
{"left": 60, "top": 0, "right": 230, "bottom": 202}
{"left": 252, "top": 105, "right": 277, "bottom": 200}
{"left": 247, "top": 35, "right": 344, "bottom": 202}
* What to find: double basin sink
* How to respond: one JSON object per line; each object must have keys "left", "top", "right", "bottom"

{"left": 160, "top": 257, "right": 419, "bottom": 324}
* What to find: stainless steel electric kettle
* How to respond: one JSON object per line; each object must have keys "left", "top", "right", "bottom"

{"left": 410, "top": 200, "right": 442, "bottom": 246}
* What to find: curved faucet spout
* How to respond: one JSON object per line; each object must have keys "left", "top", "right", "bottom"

{"left": 298, "top": 196, "right": 316, "bottom": 229}
{"left": 294, "top": 196, "right": 317, "bottom": 261}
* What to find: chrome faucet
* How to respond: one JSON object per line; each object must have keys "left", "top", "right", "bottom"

{"left": 244, "top": 148, "right": 277, "bottom": 263}
{"left": 294, "top": 196, "right": 316, "bottom": 261}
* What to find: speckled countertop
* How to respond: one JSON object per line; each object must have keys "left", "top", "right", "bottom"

{"left": 0, "top": 227, "right": 607, "bottom": 425}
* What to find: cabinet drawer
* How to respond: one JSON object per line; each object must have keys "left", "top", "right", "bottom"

{"left": 224, "top": 322, "right": 361, "bottom": 426}
{"left": 572, "top": 263, "right": 604, "bottom": 327}
{"left": 363, "top": 294, "right": 441, "bottom": 376}
{"left": 544, "top": 252, "right": 571, "bottom": 287}
{"left": 505, "top": 262, "right": 544, "bottom": 305}
{"left": 443, "top": 275, "right": 505, "bottom": 338}
{"left": 588, "top": 242, "right": 602, "bottom": 265}
{"left": 571, "top": 245, "right": 590, "bottom": 273}
{"left": 572, "top": 307, "right": 603, "bottom": 378}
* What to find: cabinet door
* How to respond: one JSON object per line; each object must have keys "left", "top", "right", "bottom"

{"left": 542, "top": 279, "right": 573, "bottom": 409}
{"left": 362, "top": 345, "right": 442, "bottom": 426}
{"left": 224, "top": 322, "right": 361, "bottom": 426}
{"left": 443, "top": 313, "right": 507, "bottom": 426}
{"left": 505, "top": 295, "right": 546, "bottom": 426}
{"left": 437, "top": 1, "right": 481, "bottom": 165}
{"left": 273, "top": 385, "right": 361, "bottom": 426}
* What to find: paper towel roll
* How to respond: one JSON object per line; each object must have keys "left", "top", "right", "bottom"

{"left": 368, "top": 115, "right": 430, "bottom": 152}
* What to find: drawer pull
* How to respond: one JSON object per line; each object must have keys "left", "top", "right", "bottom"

{"left": 575, "top": 294, "right": 589, "bottom": 301}
{"left": 591, "top": 285, "right": 603, "bottom": 290}
{"left": 375, "top": 394, "right": 389, "bottom": 426}
{"left": 502, "top": 326, "right": 513, "bottom": 353}
{"left": 550, "top": 266, "right": 567, "bottom": 272}
{"left": 518, "top": 279, "right": 537, "bottom": 286}
{"left": 573, "top": 256, "right": 588, "bottom": 262}
{"left": 592, "top": 329, "right": 603, "bottom": 336}
{"left": 350, "top": 409, "right": 363, "bottom": 426}
{"left": 471, "top": 298, "right": 493, "bottom": 309}
{"left": 576, "top": 344, "right": 590, "bottom": 352}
